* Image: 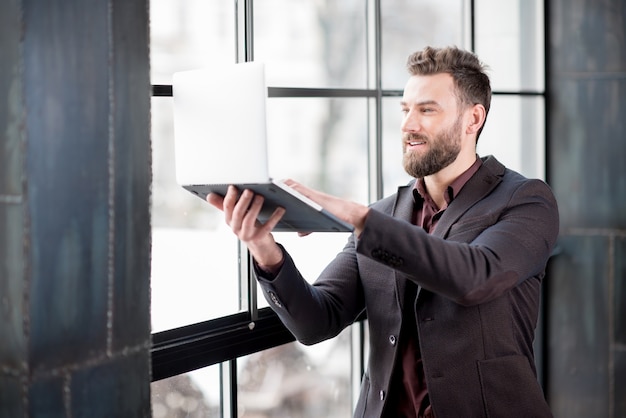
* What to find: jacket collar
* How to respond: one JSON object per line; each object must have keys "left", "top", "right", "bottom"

{"left": 391, "top": 155, "right": 504, "bottom": 228}
{"left": 391, "top": 155, "right": 505, "bottom": 305}
{"left": 432, "top": 155, "right": 504, "bottom": 238}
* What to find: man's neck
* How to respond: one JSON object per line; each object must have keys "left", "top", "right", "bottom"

{"left": 423, "top": 154, "right": 478, "bottom": 209}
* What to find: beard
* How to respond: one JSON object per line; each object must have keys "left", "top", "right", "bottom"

{"left": 402, "top": 116, "right": 463, "bottom": 178}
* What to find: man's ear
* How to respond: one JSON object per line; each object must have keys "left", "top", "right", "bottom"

{"left": 466, "top": 104, "right": 486, "bottom": 135}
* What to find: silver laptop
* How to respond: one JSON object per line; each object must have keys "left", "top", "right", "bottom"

{"left": 172, "top": 61, "right": 353, "bottom": 233}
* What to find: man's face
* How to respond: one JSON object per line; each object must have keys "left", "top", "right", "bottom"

{"left": 400, "top": 73, "right": 465, "bottom": 179}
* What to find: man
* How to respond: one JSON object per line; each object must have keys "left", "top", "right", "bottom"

{"left": 208, "top": 46, "right": 559, "bottom": 418}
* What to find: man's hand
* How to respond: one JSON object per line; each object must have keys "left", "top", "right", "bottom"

{"left": 207, "top": 186, "right": 285, "bottom": 267}
{"left": 283, "top": 179, "right": 370, "bottom": 237}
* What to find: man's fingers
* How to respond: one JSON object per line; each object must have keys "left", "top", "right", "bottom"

{"left": 206, "top": 192, "right": 224, "bottom": 210}
{"left": 207, "top": 186, "right": 286, "bottom": 236}
{"left": 227, "top": 189, "right": 253, "bottom": 230}
{"left": 222, "top": 185, "right": 240, "bottom": 212}
{"left": 261, "top": 206, "right": 286, "bottom": 233}
{"left": 284, "top": 179, "right": 326, "bottom": 203}
{"left": 242, "top": 194, "right": 265, "bottom": 229}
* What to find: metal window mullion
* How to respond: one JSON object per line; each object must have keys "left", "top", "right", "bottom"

{"left": 235, "top": 0, "right": 258, "bottom": 320}
{"left": 368, "top": 0, "right": 383, "bottom": 204}
{"left": 235, "top": 0, "right": 254, "bottom": 63}
{"left": 351, "top": 321, "right": 366, "bottom": 411}
{"left": 468, "top": 0, "right": 476, "bottom": 51}
{"left": 232, "top": 3, "right": 255, "bottom": 417}
{"left": 220, "top": 359, "right": 238, "bottom": 418}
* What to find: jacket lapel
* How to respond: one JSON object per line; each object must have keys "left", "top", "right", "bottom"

{"left": 432, "top": 155, "right": 505, "bottom": 239}
{"left": 391, "top": 182, "right": 417, "bottom": 310}
{"left": 390, "top": 156, "right": 506, "bottom": 303}
{"left": 415, "top": 156, "right": 505, "bottom": 299}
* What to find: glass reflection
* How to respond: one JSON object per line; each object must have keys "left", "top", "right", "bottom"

{"left": 254, "top": 0, "right": 367, "bottom": 88}
{"left": 150, "top": 0, "right": 235, "bottom": 84}
{"left": 237, "top": 331, "right": 352, "bottom": 417}
{"left": 151, "top": 367, "right": 221, "bottom": 418}
{"left": 475, "top": 0, "right": 544, "bottom": 91}
{"left": 266, "top": 97, "right": 369, "bottom": 202}
{"left": 477, "top": 95, "right": 545, "bottom": 179}
{"left": 381, "top": 0, "right": 467, "bottom": 89}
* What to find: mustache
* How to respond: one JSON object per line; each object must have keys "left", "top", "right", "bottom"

{"left": 404, "top": 133, "right": 428, "bottom": 142}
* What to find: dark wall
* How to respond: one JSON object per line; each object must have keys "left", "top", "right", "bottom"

{"left": 0, "top": 0, "right": 152, "bottom": 416}
{"left": 547, "top": 0, "right": 626, "bottom": 416}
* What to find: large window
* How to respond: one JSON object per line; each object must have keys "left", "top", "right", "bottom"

{"left": 150, "top": 1, "right": 545, "bottom": 416}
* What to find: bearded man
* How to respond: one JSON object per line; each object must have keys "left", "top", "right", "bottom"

{"left": 209, "top": 46, "right": 559, "bottom": 418}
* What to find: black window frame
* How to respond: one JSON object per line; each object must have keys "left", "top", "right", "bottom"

{"left": 149, "top": 0, "right": 548, "bottom": 415}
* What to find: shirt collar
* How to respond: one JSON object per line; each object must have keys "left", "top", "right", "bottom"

{"left": 413, "top": 155, "right": 482, "bottom": 207}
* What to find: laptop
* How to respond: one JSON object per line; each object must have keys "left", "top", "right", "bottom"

{"left": 172, "top": 61, "right": 354, "bottom": 233}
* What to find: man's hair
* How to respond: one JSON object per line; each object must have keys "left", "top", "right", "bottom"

{"left": 406, "top": 46, "right": 491, "bottom": 141}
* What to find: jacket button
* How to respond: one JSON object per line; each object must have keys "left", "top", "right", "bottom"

{"left": 379, "top": 390, "right": 385, "bottom": 401}
{"left": 388, "top": 335, "right": 397, "bottom": 345}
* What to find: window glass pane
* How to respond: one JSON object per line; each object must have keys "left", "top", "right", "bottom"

{"left": 150, "top": 0, "right": 235, "bottom": 84}
{"left": 237, "top": 330, "right": 352, "bottom": 417}
{"left": 258, "top": 97, "right": 369, "bottom": 308}
{"left": 477, "top": 95, "right": 545, "bottom": 179}
{"left": 266, "top": 98, "right": 369, "bottom": 201}
{"left": 150, "top": 0, "right": 241, "bottom": 332}
{"left": 381, "top": 0, "right": 467, "bottom": 90}
{"left": 257, "top": 232, "right": 351, "bottom": 310}
{"left": 474, "top": 0, "right": 544, "bottom": 91}
{"left": 151, "top": 96, "right": 240, "bottom": 333}
{"left": 254, "top": 0, "right": 367, "bottom": 88}
{"left": 381, "top": 96, "right": 412, "bottom": 197}
{"left": 151, "top": 366, "right": 221, "bottom": 417}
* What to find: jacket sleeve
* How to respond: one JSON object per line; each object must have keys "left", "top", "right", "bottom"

{"left": 255, "top": 239, "right": 366, "bottom": 345}
{"left": 356, "top": 178, "right": 559, "bottom": 306}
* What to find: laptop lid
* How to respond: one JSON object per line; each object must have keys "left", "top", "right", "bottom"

{"left": 172, "top": 62, "right": 353, "bottom": 233}
{"left": 173, "top": 61, "right": 269, "bottom": 186}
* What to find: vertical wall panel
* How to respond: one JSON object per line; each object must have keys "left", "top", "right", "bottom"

{"left": 0, "top": 375, "right": 24, "bottom": 417}
{"left": 28, "top": 376, "right": 66, "bottom": 416}
{"left": 0, "top": 204, "right": 26, "bottom": 371}
{"left": 615, "top": 237, "right": 626, "bottom": 417}
{"left": 0, "top": 0, "right": 28, "bottom": 412}
{"left": 0, "top": 0, "right": 151, "bottom": 415}
{"left": 0, "top": 0, "right": 23, "bottom": 197}
{"left": 549, "top": 77, "right": 626, "bottom": 228}
{"left": 110, "top": 0, "right": 152, "bottom": 352}
{"left": 71, "top": 351, "right": 151, "bottom": 417}
{"left": 547, "top": 235, "right": 610, "bottom": 416}
{"left": 23, "top": 0, "right": 111, "bottom": 371}
{"left": 615, "top": 237, "right": 626, "bottom": 345}
{"left": 548, "top": 0, "right": 626, "bottom": 416}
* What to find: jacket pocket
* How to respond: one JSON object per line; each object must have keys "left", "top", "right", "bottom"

{"left": 477, "top": 355, "right": 552, "bottom": 418}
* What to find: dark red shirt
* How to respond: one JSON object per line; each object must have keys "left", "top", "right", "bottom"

{"left": 387, "top": 157, "right": 482, "bottom": 418}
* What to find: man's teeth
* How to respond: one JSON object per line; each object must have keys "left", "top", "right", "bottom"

{"left": 409, "top": 141, "right": 425, "bottom": 145}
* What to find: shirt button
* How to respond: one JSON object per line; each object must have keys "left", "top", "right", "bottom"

{"left": 388, "top": 335, "right": 397, "bottom": 345}
{"left": 379, "top": 390, "right": 385, "bottom": 401}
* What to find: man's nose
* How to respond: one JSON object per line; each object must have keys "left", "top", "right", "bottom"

{"left": 401, "top": 110, "right": 420, "bottom": 132}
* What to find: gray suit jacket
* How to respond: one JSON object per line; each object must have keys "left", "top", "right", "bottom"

{"left": 257, "top": 155, "right": 559, "bottom": 418}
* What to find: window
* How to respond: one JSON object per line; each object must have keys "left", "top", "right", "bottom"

{"left": 150, "top": 1, "right": 546, "bottom": 416}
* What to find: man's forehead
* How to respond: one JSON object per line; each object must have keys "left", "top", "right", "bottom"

{"left": 402, "top": 73, "right": 456, "bottom": 103}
